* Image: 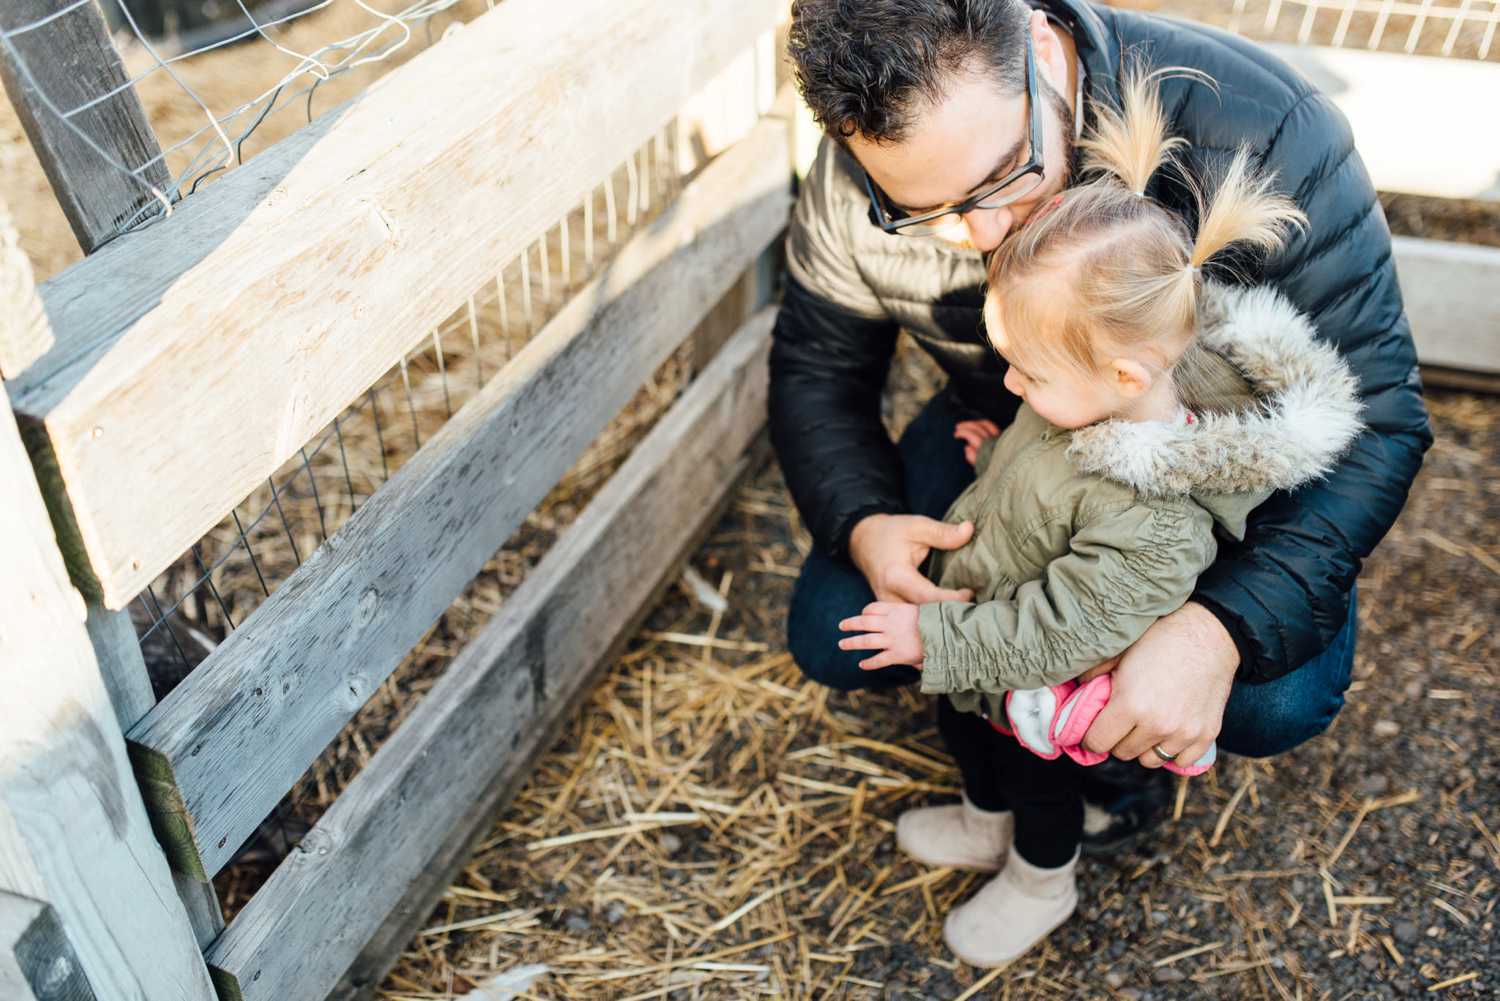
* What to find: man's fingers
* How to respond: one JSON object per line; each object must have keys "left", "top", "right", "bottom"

{"left": 882, "top": 564, "right": 948, "bottom": 604}
{"left": 1081, "top": 702, "right": 1134, "bottom": 756}
{"left": 912, "top": 517, "right": 974, "bottom": 551}
{"left": 859, "top": 652, "right": 901, "bottom": 671}
{"left": 838, "top": 633, "right": 890, "bottom": 652}
{"left": 1113, "top": 725, "right": 1168, "bottom": 763}
{"left": 1174, "top": 739, "right": 1213, "bottom": 771}
{"left": 886, "top": 563, "right": 973, "bottom": 603}
{"left": 1078, "top": 655, "right": 1121, "bottom": 682}
{"left": 977, "top": 420, "right": 1001, "bottom": 436}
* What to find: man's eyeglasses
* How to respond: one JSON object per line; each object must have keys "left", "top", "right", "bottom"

{"left": 863, "top": 32, "right": 1046, "bottom": 238}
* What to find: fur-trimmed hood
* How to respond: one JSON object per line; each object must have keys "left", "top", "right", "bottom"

{"left": 1065, "top": 283, "right": 1365, "bottom": 502}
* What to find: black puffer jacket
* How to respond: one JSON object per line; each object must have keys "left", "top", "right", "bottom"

{"left": 767, "top": 0, "right": 1432, "bottom": 683}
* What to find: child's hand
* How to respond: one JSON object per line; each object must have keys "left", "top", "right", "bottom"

{"left": 953, "top": 420, "right": 1001, "bottom": 466}
{"left": 838, "top": 601, "right": 924, "bottom": 671}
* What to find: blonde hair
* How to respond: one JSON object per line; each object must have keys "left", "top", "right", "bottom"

{"left": 984, "top": 66, "right": 1306, "bottom": 411}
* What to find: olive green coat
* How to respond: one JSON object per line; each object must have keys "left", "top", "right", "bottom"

{"left": 919, "top": 284, "right": 1363, "bottom": 719}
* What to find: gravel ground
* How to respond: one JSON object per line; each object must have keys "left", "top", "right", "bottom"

{"left": 383, "top": 364, "right": 1497, "bottom": 1000}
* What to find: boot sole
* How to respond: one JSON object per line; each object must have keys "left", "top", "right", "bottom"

{"left": 943, "top": 898, "right": 1077, "bottom": 969}
{"left": 897, "top": 849, "right": 1004, "bottom": 873}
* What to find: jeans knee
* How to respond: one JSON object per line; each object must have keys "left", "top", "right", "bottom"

{"left": 1221, "top": 689, "right": 1345, "bottom": 758}
{"left": 786, "top": 584, "right": 857, "bottom": 692}
{"left": 786, "top": 582, "right": 917, "bottom": 692}
{"left": 785, "top": 624, "right": 872, "bottom": 692}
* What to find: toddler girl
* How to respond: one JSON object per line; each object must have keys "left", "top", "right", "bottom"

{"left": 838, "top": 69, "right": 1364, "bottom": 966}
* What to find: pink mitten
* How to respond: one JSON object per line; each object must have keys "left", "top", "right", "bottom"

{"left": 1050, "top": 676, "right": 1112, "bottom": 767}
{"left": 1003, "top": 676, "right": 1217, "bottom": 776}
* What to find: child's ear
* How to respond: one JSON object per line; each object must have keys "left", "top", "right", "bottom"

{"left": 1110, "top": 358, "right": 1155, "bottom": 398}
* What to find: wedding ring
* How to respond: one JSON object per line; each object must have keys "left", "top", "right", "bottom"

{"left": 1152, "top": 744, "right": 1179, "bottom": 762}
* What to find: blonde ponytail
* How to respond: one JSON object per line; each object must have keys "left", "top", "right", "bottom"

{"left": 1188, "top": 148, "right": 1307, "bottom": 269}
{"left": 1077, "top": 66, "right": 1193, "bottom": 195}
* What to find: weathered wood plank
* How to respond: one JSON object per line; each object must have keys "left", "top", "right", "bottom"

{"left": 1393, "top": 236, "right": 1500, "bottom": 376}
{"left": 1, "top": 891, "right": 99, "bottom": 1001}
{"left": 8, "top": 0, "right": 787, "bottom": 610}
{"left": 206, "top": 310, "right": 775, "bottom": 1001}
{"left": 125, "top": 116, "right": 792, "bottom": 880}
{"left": 0, "top": 382, "right": 215, "bottom": 1001}
{"left": 1265, "top": 44, "right": 1500, "bottom": 204}
{"left": 0, "top": 0, "right": 172, "bottom": 252}
{"left": 333, "top": 437, "right": 774, "bottom": 1001}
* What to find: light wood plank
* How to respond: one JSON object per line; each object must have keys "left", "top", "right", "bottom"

{"left": 0, "top": 383, "right": 215, "bottom": 1001}
{"left": 1, "top": 891, "right": 99, "bottom": 1001}
{"left": 1393, "top": 236, "right": 1500, "bottom": 375}
{"left": 8, "top": 0, "right": 787, "bottom": 610}
{"left": 1266, "top": 44, "right": 1500, "bottom": 203}
{"left": 206, "top": 310, "right": 775, "bottom": 1001}
{"left": 0, "top": 0, "right": 172, "bottom": 253}
{"left": 125, "top": 117, "right": 792, "bottom": 880}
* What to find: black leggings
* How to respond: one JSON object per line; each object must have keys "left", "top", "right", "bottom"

{"left": 936, "top": 696, "right": 1083, "bottom": 868}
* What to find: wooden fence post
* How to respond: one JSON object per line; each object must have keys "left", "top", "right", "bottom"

{"left": 0, "top": 0, "right": 173, "bottom": 252}
{"left": 1, "top": 194, "right": 217, "bottom": 997}
{"left": 0, "top": 376, "right": 218, "bottom": 1001}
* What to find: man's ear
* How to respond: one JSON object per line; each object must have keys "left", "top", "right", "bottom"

{"left": 1030, "top": 10, "right": 1067, "bottom": 91}
{"left": 1110, "top": 358, "right": 1155, "bottom": 398}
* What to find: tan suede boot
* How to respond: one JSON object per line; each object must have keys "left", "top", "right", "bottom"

{"left": 943, "top": 849, "right": 1079, "bottom": 967}
{"left": 895, "top": 795, "right": 1013, "bottom": 872}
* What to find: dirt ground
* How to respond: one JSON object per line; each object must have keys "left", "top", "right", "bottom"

{"left": 375, "top": 358, "right": 1498, "bottom": 1000}
{"left": 2, "top": 3, "right": 1495, "bottom": 999}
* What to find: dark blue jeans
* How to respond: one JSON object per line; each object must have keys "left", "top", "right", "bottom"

{"left": 785, "top": 391, "right": 1358, "bottom": 759}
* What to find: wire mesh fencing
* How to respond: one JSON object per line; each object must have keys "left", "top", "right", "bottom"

{"left": 1151, "top": 0, "right": 1498, "bottom": 60}
{"left": 132, "top": 119, "right": 701, "bottom": 696}
{"left": 123, "top": 49, "right": 777, "bottom": 901}
{"left": 0, "top": 0, "right": 498, "bottom": 243}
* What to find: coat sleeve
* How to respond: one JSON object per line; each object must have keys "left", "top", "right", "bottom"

{"left": 1192, "top": 92, "right": 1433, "bottom": 683}
{"left": 917, "top": 503, "right": 1217, "bottom": 695}
{"left": 769, "top": 138, "right": 907, "bottom": 557}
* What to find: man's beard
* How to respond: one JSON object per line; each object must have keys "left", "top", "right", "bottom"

{"left": 1042, "top": 74, "right": 1083, "bottom": 185}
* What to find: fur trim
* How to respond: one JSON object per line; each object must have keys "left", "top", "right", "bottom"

{"left": 1066, "top": 283, "right": 1365, "bottom": 497}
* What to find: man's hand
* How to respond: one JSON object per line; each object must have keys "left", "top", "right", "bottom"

{"left": 838, "top": 601, "right": 923, "bottom": 670}
{"left": 1081, "top": 602, "right": 1239, "bottom": 770}
{"left": 849, "top": 513, "right": 976, "bottom": 604}
{"left": 953, "top": 419, "right": 1001, "bottom": 466}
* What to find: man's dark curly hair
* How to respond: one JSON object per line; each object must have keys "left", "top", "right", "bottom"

{"left": 788, "top": 0, "right": 1033, "bottom": 144}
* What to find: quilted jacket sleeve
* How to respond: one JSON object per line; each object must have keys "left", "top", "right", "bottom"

{"left": 769, "top": 139, "right": 906, "bottom": 556}
{"left": 918, "top": 502, "right": 1217, "bottom": 695}
{"left": 1192, "top": 93, "right": 1433, "bottom": 683}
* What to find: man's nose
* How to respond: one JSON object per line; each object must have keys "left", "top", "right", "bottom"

{"left": 964, "top": 207, "right": 1014, "bottom": 252}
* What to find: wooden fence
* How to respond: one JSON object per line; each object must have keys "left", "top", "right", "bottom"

{"left": 3, "top": 2, "right": 1498, "bottom": 1000}
{"left": 1, "top": 0, "right": 797, "bottom": 998}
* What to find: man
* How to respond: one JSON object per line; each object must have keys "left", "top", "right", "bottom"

{"left": 771, "top": 0, "right": 1429, "bottom": 859}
